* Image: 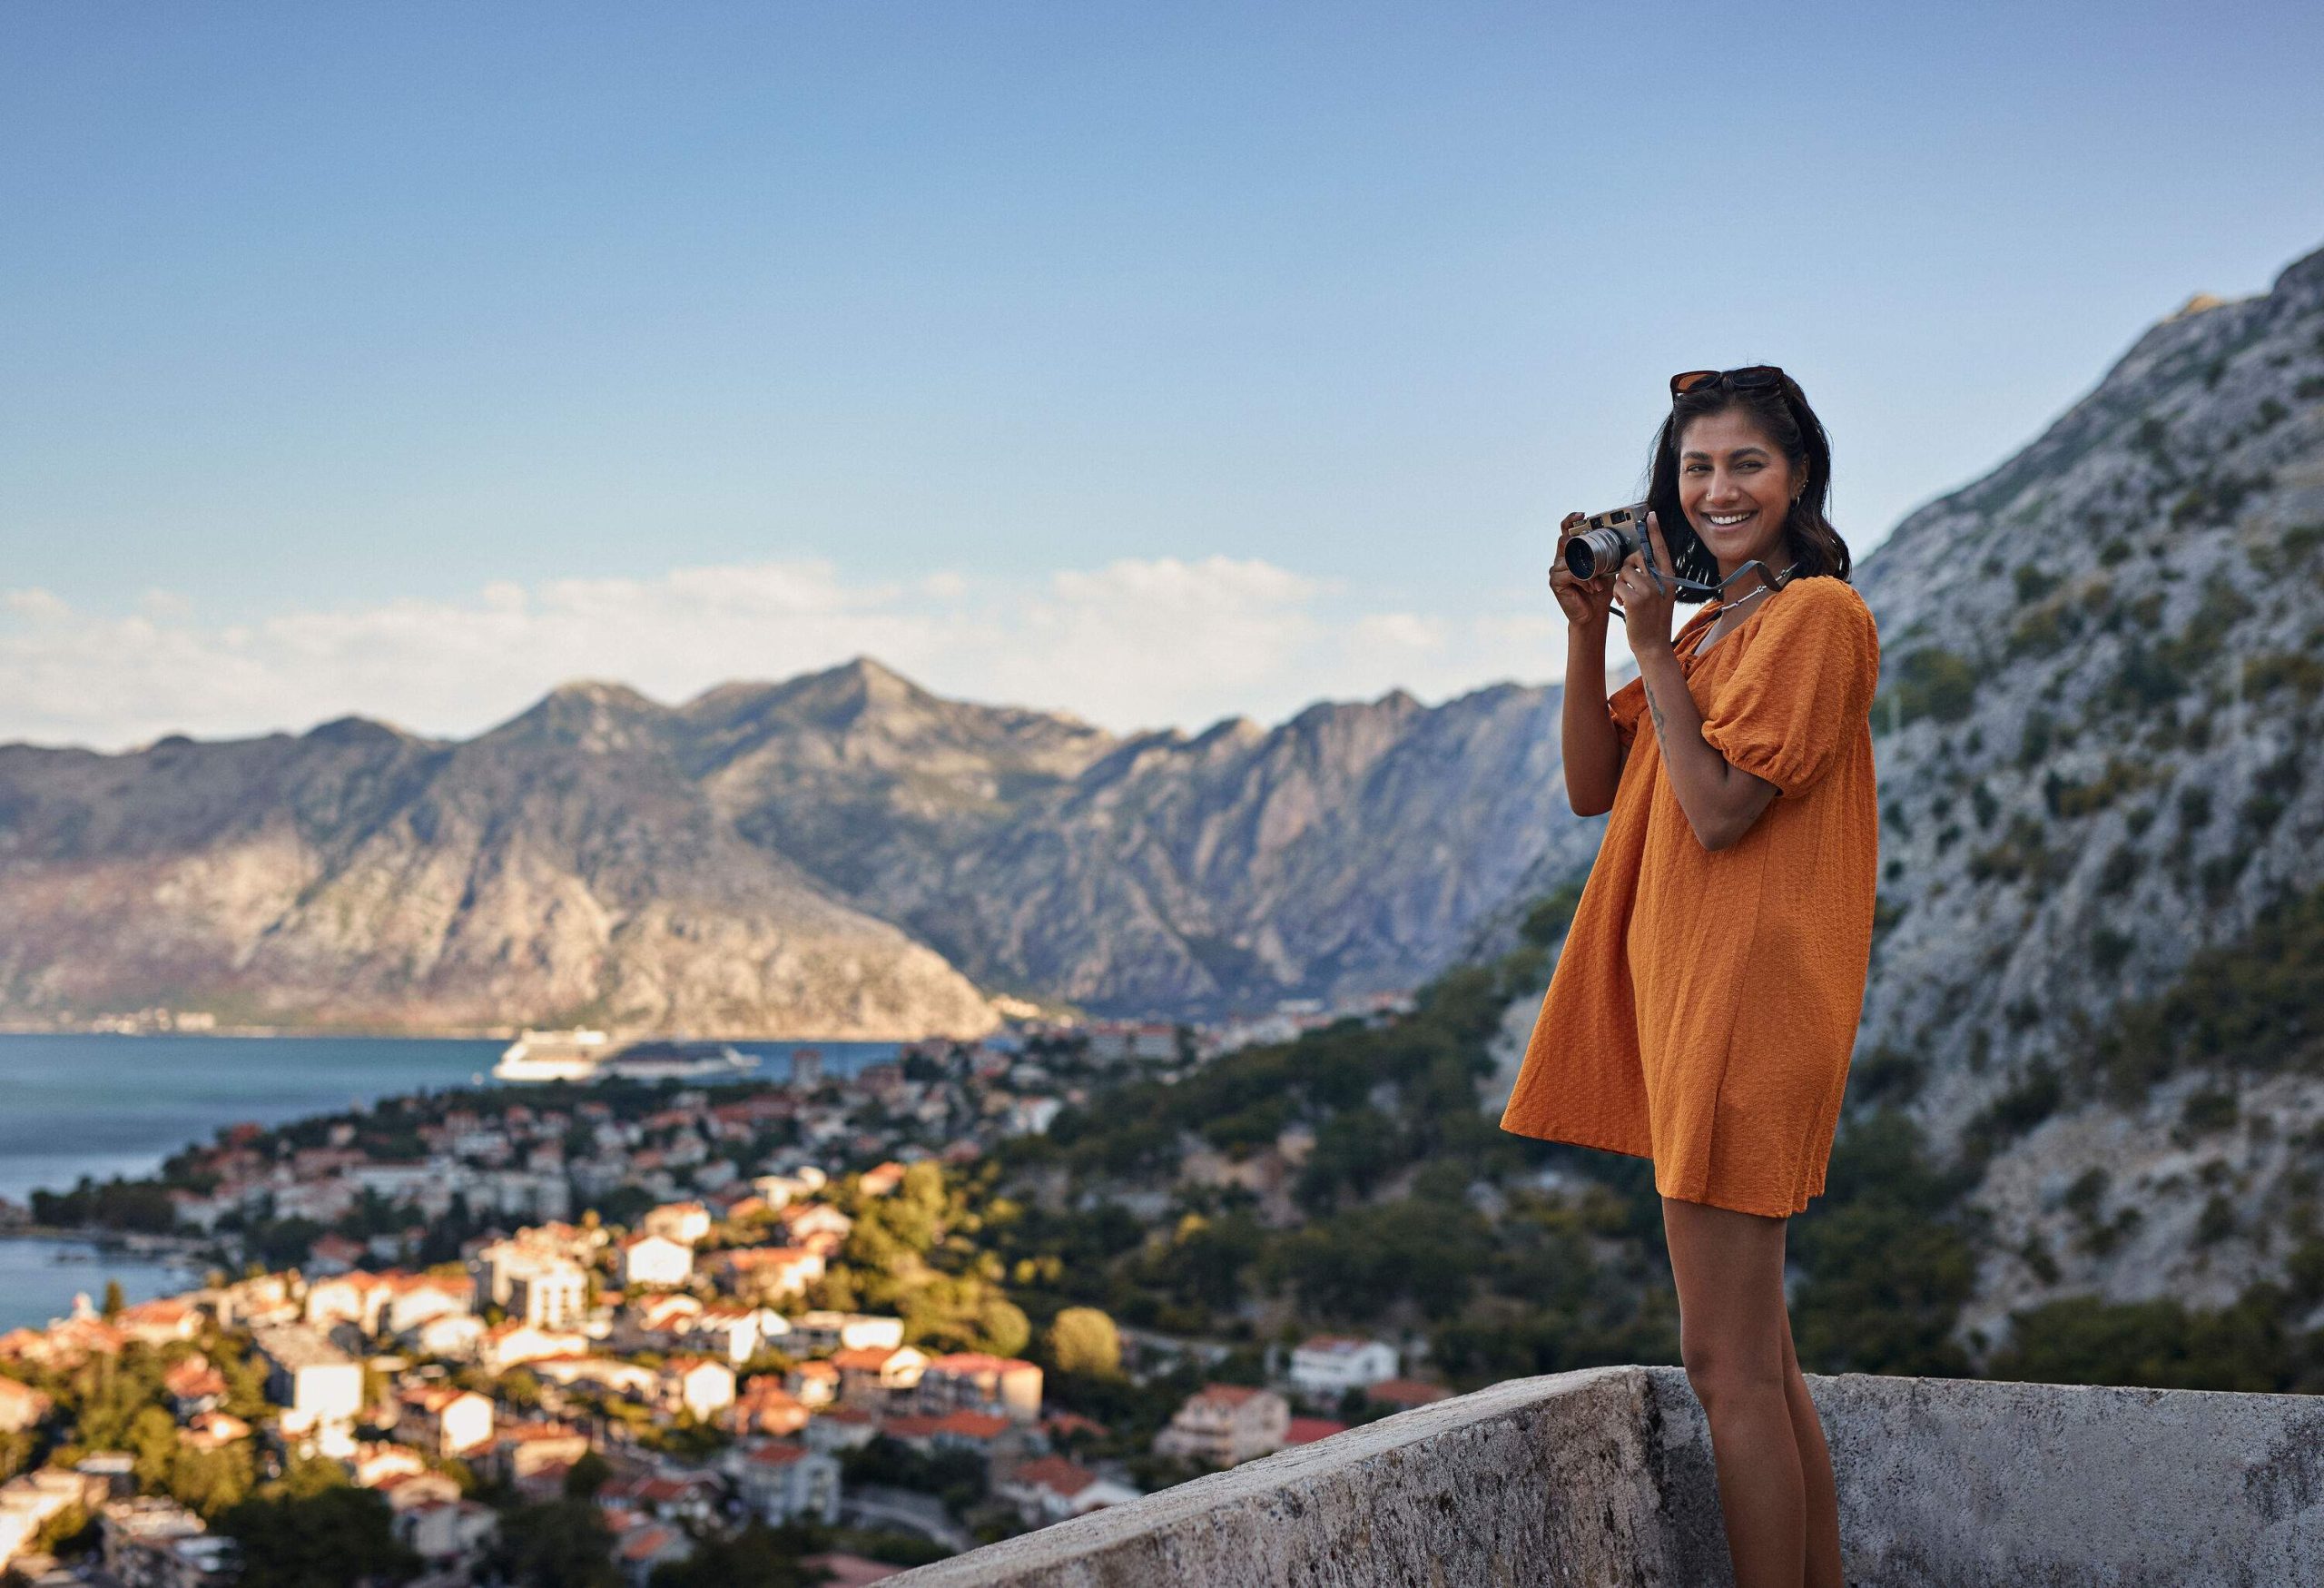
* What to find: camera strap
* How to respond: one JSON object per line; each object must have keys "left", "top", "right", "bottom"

{"left": 1611, "top": 558, "right": 1797, "bottom": 618}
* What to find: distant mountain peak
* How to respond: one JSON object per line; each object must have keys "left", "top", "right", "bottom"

{"left": 832, "top": 655, "right": 930, "bottom": 711}
{"left": 487, "top": 678, "right": 675, "bottom": 751}
{"left": 542, "top": 678, "right": 662, "bottom": 708}
{"left": 835, "top": 654, "right": 911, "bottom": 686}
{"left": 301, "top": 715, "right": 422, "bottom": 749}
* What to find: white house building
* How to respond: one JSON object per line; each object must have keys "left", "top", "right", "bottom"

{"left": 1287, "top": 1335, "right": 1400, "bottom": 1397}
{"left": 619, "top": 1233, "right": 695, "bottom": 1291}
{"left": 728, "top": 1442, "right": 841, "bottom": 1526}
{"left": 394, "top": 1385, "right": 495, "bottom": 1458}
{"left": 251, "top": 1325, "right": 363, "bottom": 1457}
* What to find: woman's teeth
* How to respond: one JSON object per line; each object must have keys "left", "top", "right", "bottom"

{"left": 1706, "top": 511, "right": 1754, "bottom": 527}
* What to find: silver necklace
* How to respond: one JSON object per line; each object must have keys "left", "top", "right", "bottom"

{"left": 1709, "top": 563, "right": 1799, "bottom": 621}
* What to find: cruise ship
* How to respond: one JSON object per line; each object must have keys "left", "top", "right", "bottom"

{"left": 492, "top": 1030, "right": 759, "bottom": 1084}
{"left": 599, "top": 1041, "right": 760, "bottom": 1082}
{"left": 493, "top": 1029, "right": 613, "bottom": 1082}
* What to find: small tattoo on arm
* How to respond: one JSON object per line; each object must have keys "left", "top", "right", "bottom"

{"left": 1641, "top": 677, "right": 1670, "bottom": 748}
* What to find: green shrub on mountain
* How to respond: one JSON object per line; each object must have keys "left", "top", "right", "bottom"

{"left": 1990, "top": 1287, "right": 2318, "bottom": 1394}
{"left": 2084, "top": 881, "right": 2324, "bottom": 1103}
{"left": 1790, "top": 1111, "right": 1978, "bottom": 1376}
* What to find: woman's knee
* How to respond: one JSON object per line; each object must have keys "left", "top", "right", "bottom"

{"left": 1680, "top": 1329, "right": 1788, "bottom": 1411}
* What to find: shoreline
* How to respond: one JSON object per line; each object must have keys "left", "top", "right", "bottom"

{"left": 0, "top": 1030, "right": 910, "bottom": 1213}
{"left": 0, "top": 1022, "right": 513, "bottom": 1041}
{"left": 0, "top": 1225, "right": 213, "bottom": 1257}
{"left": 0, "top": 1024, "right": 946, "bottom": 1043}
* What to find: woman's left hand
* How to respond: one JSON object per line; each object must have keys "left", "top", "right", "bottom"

{"left": 1617, "top": 510, "right": 1679, "bottom": 656}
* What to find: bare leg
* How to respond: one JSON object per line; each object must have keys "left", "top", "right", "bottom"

{"left": 1661, "top": 1195, "right": 1803, "bottom": 1588}
{"left": 1778, "top": 1303, "right": 1843, "bottom": 1587}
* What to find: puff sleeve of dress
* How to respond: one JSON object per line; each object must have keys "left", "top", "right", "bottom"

{"left": 1699, "top": 577, "right": 1881, "bottom": 796}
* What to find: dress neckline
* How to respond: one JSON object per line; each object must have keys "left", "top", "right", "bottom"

{"left": 1682, "top": 578, "right": 1792, "bottom": 666}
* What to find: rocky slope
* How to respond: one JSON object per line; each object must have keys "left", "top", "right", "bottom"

{"left": 870, "top": 683, "right": 1604, "bottom": 1014}
{"left": 0, "top": 659, "right": 1600, "bottom": 1032}
{"left": 680, "top": 658, "right": 1606, "bottom": 1014}
{"left": 1852, "top": 242, "right": 2324, "bottom": 1339}
{"left": 0, "top": 690, "right": 1001, "bottom": 1038}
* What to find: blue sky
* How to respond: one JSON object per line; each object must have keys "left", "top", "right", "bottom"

{"left": 5, "top": 2, "right": 2322, "bottom": 746}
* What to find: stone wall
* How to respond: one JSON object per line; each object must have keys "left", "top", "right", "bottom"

{"left": 885, "top": 1366, "right": 2324, "bottom": 1585}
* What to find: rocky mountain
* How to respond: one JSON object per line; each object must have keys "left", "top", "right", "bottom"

{"left": 860, "top": 681, "right": 1601, "bottom": 1015}
{"left": 0, "top": 686, "right": 1000, "bottom": 1039}
{"left": 1850, "top": 242, "right": 2324, "bottom": 1338}
{"left": 0, "top": 658, "right": 1601, "bottom": 1034}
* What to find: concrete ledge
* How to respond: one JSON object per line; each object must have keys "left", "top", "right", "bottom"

{"left": 886, "top": 1366, "right": 2324, "bottom": 1586}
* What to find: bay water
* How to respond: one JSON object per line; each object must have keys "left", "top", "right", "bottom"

{"left": 0, "top": 1031, "right": 901, "bottom": 1330}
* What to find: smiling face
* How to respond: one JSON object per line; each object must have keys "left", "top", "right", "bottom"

{"left": 1678, "top": 408, "right": 1801, "bottom": 577}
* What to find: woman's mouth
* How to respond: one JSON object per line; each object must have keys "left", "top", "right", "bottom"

{"left": 1704, "top": 509, "right": 1756, "bottom": 530}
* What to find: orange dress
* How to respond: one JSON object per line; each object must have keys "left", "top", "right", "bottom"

{"left": 1499, "top": 575, "right": 1881, "bottom": 1218}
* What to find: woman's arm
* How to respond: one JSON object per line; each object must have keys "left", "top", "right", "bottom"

{"left": 1551, "top": 514, "right": 1624, "bottom": 817}
{"left": 1562, "top": 622, "right": 1623, "bottom": 816}
{"left": 1633, "top": 646, "right": 1778, "bottom": 850}
{"left": 1617, "top": 516, "right": 1779, "bottom": 851}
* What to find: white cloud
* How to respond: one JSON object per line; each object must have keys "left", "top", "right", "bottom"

{"left": 0, "top": 557, "right": 1571, "bottom": 750}
{"left": 5, "top": 588, "right": 71, "bottom": 622}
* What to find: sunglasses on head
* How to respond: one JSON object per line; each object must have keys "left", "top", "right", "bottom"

{"left": 1669, "top": 365, "right": 1786, "bottom": 399}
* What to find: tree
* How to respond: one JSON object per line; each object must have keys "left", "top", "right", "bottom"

{"left": 0, "top": 1431, "right": 35, "bottom": 1484}
{"left": 562, "top": 1450, "right": 612, "bottom": 1499}
{"left": 168, "top": 1440, "right": 254, "bottom": 1519}
{"left": 491, "top": 1497, "right": 620, "bottom": 1588}
{"left": 1045, "top": 1307, "right": 1121, "bottom": 1376}
{"left": 1991, "top": 1288, "right": 2294, "bottom": 1393}
{"left": 102, "top": 1280, "right": 126, "bottom": 1319}
{"left": 648, "top": 1521, "right": 818, "bottom": 1588}
{"left": 974, "top": 1297, "right": 1031, "bottom": 1358}
{"left": 217, "top": 1487, "right": 418, "bottom": 1588}
{"left": 1790, "top": 1110, "right": 1976, "bottom": 1377}
{"left": 128, "top": 1405, "right": 179, "bottom": 1491}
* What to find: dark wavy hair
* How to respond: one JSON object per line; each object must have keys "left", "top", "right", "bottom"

{"left": 1642, "top": 369, "right": 1852, "bottom": 604}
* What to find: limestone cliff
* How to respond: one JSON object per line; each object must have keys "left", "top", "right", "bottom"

{"left": 1851, "top": 242, "right": 2324, "bottom": 1337}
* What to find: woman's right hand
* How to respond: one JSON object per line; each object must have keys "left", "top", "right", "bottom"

{"left": 1550, "top": 512, "right": 1617, "bottom": 630}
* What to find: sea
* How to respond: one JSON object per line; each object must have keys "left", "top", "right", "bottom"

{"left": 0, "top": 1031, "right": 901, "bottom": 1332}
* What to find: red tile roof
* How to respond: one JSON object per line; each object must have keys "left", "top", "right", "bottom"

{"left": 1364, "top": 1377, "right": 1451, "bottom": 1407}
{"left": 1190, "top": 1383, "right": 1267, "bottom": 1406}
{"left": 1284, "top": 1416, "right": 1348, "bottom": 1445}
{"left": 798, "top": 1554, "right": 904, "bottom": 1586}
{"left": 831, "top": 1346, "right": 907, "bottom": 1371}
{"left": 1009, "top": 1455, "right": 1098, "bottom": 1498}
{"left": 931, "top": 1410, "right": 1010, "bottom": 1439}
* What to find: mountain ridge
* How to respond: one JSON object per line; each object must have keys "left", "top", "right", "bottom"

{"left": 0, "top": 654, "right": 1593, "bottom": 1032}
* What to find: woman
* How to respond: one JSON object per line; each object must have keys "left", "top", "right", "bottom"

{"left": 1499, "top": 366, "right": 1879, "bottom": 1588}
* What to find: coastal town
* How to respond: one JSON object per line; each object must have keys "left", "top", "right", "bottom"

{"left": 0, "top": 998, "right": 1439, "bottom": 1587}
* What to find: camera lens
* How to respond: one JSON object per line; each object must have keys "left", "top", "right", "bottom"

{"left": 1565, "top": 527, "right": 1628, "bottom": 582}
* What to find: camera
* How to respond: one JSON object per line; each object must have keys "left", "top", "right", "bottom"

{"left": 1562, "top": 503, "right": 1649, "bottom": 581}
